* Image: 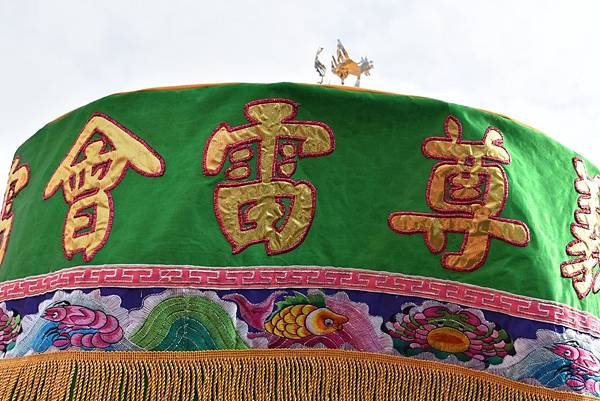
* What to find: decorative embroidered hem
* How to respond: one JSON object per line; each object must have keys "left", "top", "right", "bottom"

{"left": 0, "top": 349, "right": 594, "bottom": 401}
{"left": 2, "top": 264, "right": 596, "bottom": 336}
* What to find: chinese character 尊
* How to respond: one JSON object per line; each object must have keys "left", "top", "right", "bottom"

{"left": 388, "top": 115, "right": 530, "bottom": 271}
{"left": 43, "top": 113, "right": 164, "bottom": 262}
{"left": 203, "top": 98, "right": 335, "bottom": 255}
{"left": 561, "top": 158, "right": 600, "bottom": 299}
{"left": 0, "top": 157, "right": 29, "bottom": 265}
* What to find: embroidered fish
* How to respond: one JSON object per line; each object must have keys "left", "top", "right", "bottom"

{"left": 548, "top": 341, "right": 600, "bottom": 375}
{"left": 263, "top": 292, "right": 348, "bottom": 339}
{"left": 547, "top": 341, "right": 600, "bottom": 395}
{"left": 42, "top": 301, "right": 123, "bottom": 349}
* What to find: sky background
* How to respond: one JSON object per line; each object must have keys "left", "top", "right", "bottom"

{"left": 0, "top": 1, "right": 599, "bottom": 194}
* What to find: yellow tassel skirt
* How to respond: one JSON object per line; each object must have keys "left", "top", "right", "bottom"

{"left": 0, "top": 349, "right": 595, "bottom": 401}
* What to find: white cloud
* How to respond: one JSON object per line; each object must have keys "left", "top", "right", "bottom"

{"left": 0, "top": 0, "right": 599, "bottom": 195}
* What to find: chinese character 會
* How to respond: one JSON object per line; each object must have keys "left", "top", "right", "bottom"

{"left": 44, "top": 113, "right": 164, "bottom": 262}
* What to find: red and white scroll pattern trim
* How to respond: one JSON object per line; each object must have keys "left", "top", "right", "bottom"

{"left": 0, "top": 264, "right": 598, "bottom": 336}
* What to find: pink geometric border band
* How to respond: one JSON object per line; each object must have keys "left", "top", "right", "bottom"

{"left": 0, "top": 264, "right": 598, "bottom": 336}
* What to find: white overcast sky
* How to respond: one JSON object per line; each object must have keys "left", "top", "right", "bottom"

{"left": 0, "top": 1, "right": 599, "bottom": 194}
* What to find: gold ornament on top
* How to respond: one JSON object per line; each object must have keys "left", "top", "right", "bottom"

{"left": 203, "top": 98, "right": 335, "bottom": 255}
{"left": 331, "top": 39, "right": 373, "bottom": 87}
{"left": 44, "top": 113, "right": 164, "bottom": 262}
{"left": 388, "top": 115, "right": 530, "bottom": 272}
{"left": 314, "top": 40, "right": 374, "bottom": 87}
{"left": 561, "top": 158, "right": 600, "bottom": 299}
{"left": 0, "top": 157, "right": 29, "bottom": 265}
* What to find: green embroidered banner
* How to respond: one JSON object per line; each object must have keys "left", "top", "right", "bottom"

{"left": 2, "top": 82, "right": 598, "bottom": 315}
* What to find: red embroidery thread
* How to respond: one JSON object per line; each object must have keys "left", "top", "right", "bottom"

{"left": 202, "top": 98, "right": 335, "bottom": 255}
{"left": 561, "top": 157, "right": 600, "bottom": 299}
{"left": 0, "top": 157, "right": 30, "bottom": 265}
{"left": 44, "top": 113, "right": 165, "bottom": 262}
{"left": 389, "top": 115, "right": 530, "bottom": 272}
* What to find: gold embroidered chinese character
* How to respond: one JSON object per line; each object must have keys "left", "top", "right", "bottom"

{"left": 0, "top": 157, "right": 29, "bottom": 265}
{"left": 203, "top": 98, "right": 335, "bottom": 255}
{"left": 561, "top": 158, "right": 600, "bottom": 299}
{"left": 388, "top": 115, "right": 529, "bottom": 271}
{"left": 44, "top": 113, "right": 164, "bottom": 262}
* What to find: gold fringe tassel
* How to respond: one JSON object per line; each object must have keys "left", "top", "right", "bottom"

{"left": 0, "top": 349, "right": 594, "bottom": 401}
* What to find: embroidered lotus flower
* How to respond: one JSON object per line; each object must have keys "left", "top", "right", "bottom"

{"left": 386, "top": 301, "right": 514, "bottom": 366}
{"left": 0, "top": 304, "right": 21, "bottom": 354}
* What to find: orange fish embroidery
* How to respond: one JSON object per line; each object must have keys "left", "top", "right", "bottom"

{"left": 263, "top": 292, "right": 348, "bottom": 339}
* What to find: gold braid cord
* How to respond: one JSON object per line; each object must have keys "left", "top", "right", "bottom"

{"left": 0, "top": 349, "right": 594, "bottom": 401}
